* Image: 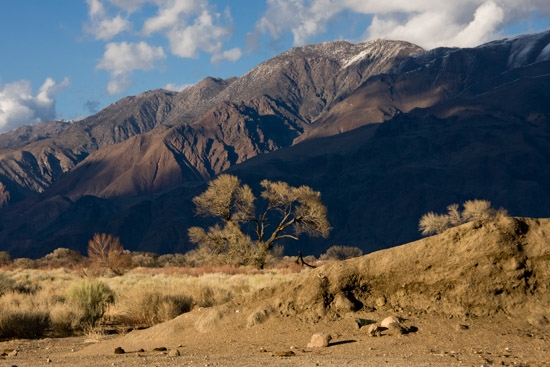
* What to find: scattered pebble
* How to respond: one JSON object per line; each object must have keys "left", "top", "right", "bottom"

{"left": 274, "top": 350, "right": 295, "bottom": 357}
{"left": 168, "top": 349, "right": 180, "bottom": 357}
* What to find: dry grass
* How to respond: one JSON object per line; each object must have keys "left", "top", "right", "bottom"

{"left": 0, "top": 263, "right": 309, "bottom": 339}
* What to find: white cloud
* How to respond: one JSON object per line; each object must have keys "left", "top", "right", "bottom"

{"left": 163, "top": 83, "right": 193, "bottom": 92}
{"left": 211, "top": 47, "right": 243, "bottom": 63}
{"left": 85, "top": 0, "right": 130, "bottom": 40}
{"left": 255, "top": 0, "right": 550, "bottom": 49}
{"left": 451, "top": 1, "right": 505, "bottom": 47}
{"left": 0, "top": 78, "right": 70, "bottom": 133}
{"left": 96, "top": 41, "right": 166, "bottom": 95}
{"left": 142, "top": 0, "right": 202, "bottom": 34}
{"left": 142, "top": 1, "right": 242, "bottom": 62}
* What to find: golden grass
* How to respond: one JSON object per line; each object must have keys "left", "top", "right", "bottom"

{"left": 0, "top": 263, "right": 310, "bottom": 339}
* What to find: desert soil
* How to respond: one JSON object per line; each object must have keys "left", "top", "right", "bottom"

{"left": 1, "top": 311, "right": 548, "bottom": 367}
{"left": 2, "top": 216, "right": 549, "bottom": 366}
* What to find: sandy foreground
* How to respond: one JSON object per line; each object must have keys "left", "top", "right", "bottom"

{"left": 1, "top": 311, "right": 548, "bottom": 367}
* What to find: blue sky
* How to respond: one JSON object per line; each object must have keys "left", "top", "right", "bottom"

{"left": 0, "top": 0, "right": 549, "bottom": 133}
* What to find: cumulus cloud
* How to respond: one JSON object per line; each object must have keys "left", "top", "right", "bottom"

{"left": 87, "top": 0, "right": 241, "bottom": 94}
{"left": 0, "top": 77, "right": 70, "bottom": 133}
{"left": 85, "top": 0, "right": 130, "bottom": 40}
{"left": 255, "top": 0, "right": 550, "bottom": 49}
{"left": 142, "top": 1, "right": 242, "bottom": 63}
{"left": 96, "top": 41, "right": 166, "bottom": 94}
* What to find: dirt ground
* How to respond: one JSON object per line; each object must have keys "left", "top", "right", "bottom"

{"left": 1, "top": 310, "right": 549, "bottom": 367}
{"left": 2, "top": 216, "right": 550, "bottom": 366}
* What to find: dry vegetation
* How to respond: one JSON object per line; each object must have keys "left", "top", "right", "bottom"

{"left": 0, "top": 258, "right": 314, "bottom": 340}
{"left": 0, "top": 215, "right": 549, "bottom": 366}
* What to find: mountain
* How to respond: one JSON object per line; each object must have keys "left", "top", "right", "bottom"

{"left": 0, "top": 31, "right": 549, "bottom": 258}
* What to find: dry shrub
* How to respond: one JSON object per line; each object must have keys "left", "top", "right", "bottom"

{"left": 419, "top": 199, "right": 510, "bottom": 237}
{"left": 321, "top": 245, "right": 363, "bottom": 260}
{"left": 157, "top": 253, "right": 188, "bottom": 267}
{"left": 67, "top": 279, "right": 115, "bottom": 330}
{"left": 37, "top": 248, "right": 85, "bottom": 269}
{"left": 0, "top": 251, "right": 11, "bottom": 266}
{"left": 120, "top": 290, "right": 192, "bottom": 327}
{"left": 87, "top": 233, "right": 131, "bottom": 276}
{"left": 49, "top": 303, "right": 84, "bottom": 337}
{"left": 12, "top": 258, "right": 36, "bottom": 269}
{"left": 130, "top": 252, "right": 158, "bottom": 268}
{"left": 0, "top": 272, "right": 15, "bottom": 296}
{"left": 462, "top": 199, "right": 494, "bottom": 222}
{"left": 0, "top": 291, "right": 50, "bottom": 339}
{"left": 247, "top": 307, "right": 273, "bottom": 327}
{"left": 419, "top": 212, "right": 451, "bottom": 235}
{"left": 0, "top": 309, "right": 50, "bottom": 339}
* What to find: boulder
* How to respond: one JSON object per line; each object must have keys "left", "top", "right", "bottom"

{"left": 307, "top": 332, "right": 332, "bottom": 348}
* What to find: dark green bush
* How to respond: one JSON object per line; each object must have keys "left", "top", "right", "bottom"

{"left": 67, "top": 279, "right": 114, "bottom": 330}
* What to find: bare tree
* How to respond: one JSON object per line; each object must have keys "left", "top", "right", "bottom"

{"left": 188, "top": 174, "right": 331, "bottom": 268}
{"left": 87, "top": 233, "right": 131, "bottom": 275}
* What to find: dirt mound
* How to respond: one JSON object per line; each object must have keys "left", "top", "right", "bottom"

{"left": 78, "top": 216, "right": 550, "bottom": 362}
{"left": 267, "top": 216, "right": 549, "bottom": 322}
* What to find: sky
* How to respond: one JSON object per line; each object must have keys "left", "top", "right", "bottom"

{"left": 0, "top": 0, "right": 549, "bottom": 133}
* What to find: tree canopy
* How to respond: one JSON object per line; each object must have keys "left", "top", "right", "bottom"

{"left": 188, "top": 174, "right": 331, "bottom": 268}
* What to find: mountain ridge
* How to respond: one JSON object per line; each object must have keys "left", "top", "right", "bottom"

{"left": 1, "top": 31, "right": 550, "bottom": 258}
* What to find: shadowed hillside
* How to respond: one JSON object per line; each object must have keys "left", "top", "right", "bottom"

{"left": 0, "top": 31, "right": 550, "bottom": 258}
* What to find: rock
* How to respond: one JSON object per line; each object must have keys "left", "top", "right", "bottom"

{"left": 332, "top": 293, "right": 355, "bottom": 313}
{"left": 153, "top": 347, "right": 167, "bottom": 352}
{"left": 274, "top": 350, "right": 295, "bottom": 357}
{"left": 168, "top": 349, "right": 180, "bottom": 357}
{"left": 386, "top": 323, "right": 406, "bottom": 336}
{"left": 1, "top": 349, "right": 18, "bottom": 357}
{"left": 380, "top": 315, "right": 411, "bottom": 335}
{"left": 376, "top": 296, "right": 387, "bottom": 308}
{"left": 366, "top": 324, "right": 384, "bottom": 337}
{"left": 380, "top": 315, "right": 402, "bottom": 328}
{"left": 114, "top": 347, "right": 125, "bottom": 354}
{"left": 307, "top": 332, "right": 332, "bottom": 348}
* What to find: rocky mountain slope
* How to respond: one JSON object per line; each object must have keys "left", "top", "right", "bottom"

{"left": 0, "top": 31, "right": 549, "bottom": 258}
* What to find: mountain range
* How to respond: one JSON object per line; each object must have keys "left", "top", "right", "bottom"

{"left": 1, "top": 31, "right": 549, "bottom": 258}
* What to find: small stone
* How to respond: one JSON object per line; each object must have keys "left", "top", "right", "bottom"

{"left": 46, "top": 358, "right": 52, "bottom": 363}
{"left": 114, "top": 347, "right": 125, "bottom": 354}
{"left": 366, "top": 324, "right": 384, "bottom": 337}
{"left": 380, "top": 315, "right": 402, "bottom": 328}
{"left": 386, "top": 323, "right": 406, "bottom": 336}
{"left": 8, "top": 350, "right": 18, "bottom": 357}
{"left": 307, "top": 332, "right": 332, "bottom": 348}
{"left": 274, "top": 350, "right": 295, "bottom": 357}
{"left": 168, "top": 349, "right": 180, "bottom": 357}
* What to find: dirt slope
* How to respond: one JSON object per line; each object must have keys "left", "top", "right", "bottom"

{"left": 63, "top": 216, "right": 550, "bottom": 366}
